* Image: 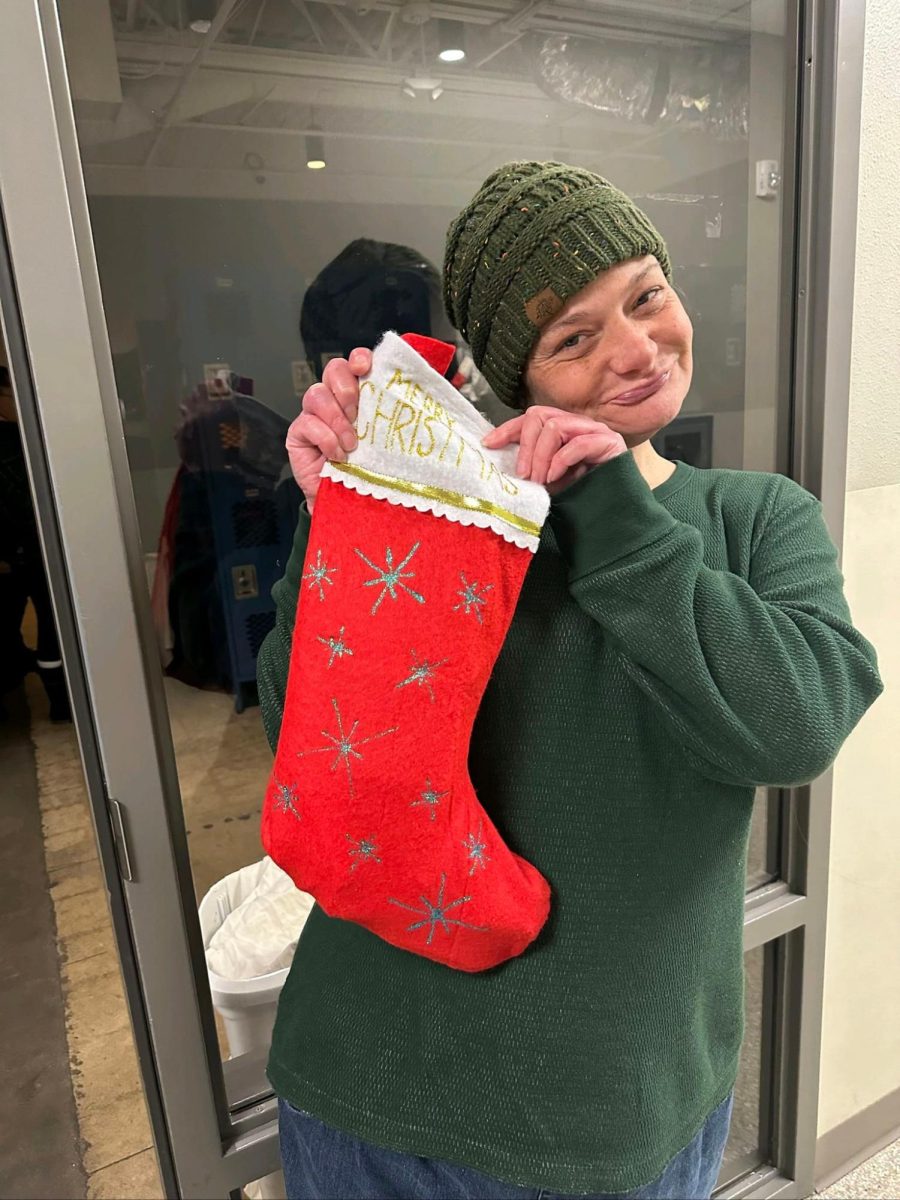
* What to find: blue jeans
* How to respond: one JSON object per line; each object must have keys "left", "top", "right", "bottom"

{"left": 278, "top": 1088, "right": 734, "bottom": 1200}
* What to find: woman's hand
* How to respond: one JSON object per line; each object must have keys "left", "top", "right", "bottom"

{"left": 481, "top": 406, "right": 627, "bottom": 494}
{"left": 287, "top": 348, "right": 372, "bottom": 510}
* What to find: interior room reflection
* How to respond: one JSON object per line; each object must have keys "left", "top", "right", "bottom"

{"left": 55, "top": 10, "right": 788, "bottom": 1172}
{"left": 150, "top": 236, "right": 491, "bottom": 714}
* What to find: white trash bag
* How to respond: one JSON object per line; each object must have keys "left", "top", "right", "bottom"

{"left": 198, "top": 858, "right": 315, "bottom": 1200}
{"left": 204, "top": 856, "right": 315, "bottom": 981}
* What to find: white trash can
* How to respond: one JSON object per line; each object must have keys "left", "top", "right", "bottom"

{"left": 199, "top": 857, "right": 315, "bottom": 1200}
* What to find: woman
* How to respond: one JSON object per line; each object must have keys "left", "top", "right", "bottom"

{"left": 256, "top": 162, "right": 883, "bottom": 1200}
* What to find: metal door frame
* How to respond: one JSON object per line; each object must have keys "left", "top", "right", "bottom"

{"left": 0, "top": 0, "right": 866, "bottom": 1195}
{"left": 0, "top": 205, "right": 181, "bottom": 1199}
{"left": 0, "top": 2, "right": 276, "bottom": 1194}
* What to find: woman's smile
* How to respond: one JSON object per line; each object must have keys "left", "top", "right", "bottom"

{"left": 607, "top": 368, "right": 672, "bottom": 406}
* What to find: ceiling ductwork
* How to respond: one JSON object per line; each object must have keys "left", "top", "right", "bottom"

{"left": 537, "top": 35, "right": 748, "bottom": 141}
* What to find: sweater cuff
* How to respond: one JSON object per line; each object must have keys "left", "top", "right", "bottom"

{"left": 548, "top": 451, "right": 678, "bottom": 579}
{"left": 283, "top": 500, "right": 312, "bottom": 592}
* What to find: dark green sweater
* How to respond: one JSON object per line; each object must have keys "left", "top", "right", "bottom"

{"left": 257, "top": 451, "right": 883, "bottom": 1194}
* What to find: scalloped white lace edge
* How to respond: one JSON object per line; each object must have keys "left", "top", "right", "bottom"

{"left": 321, "top": 462, "right": 540, "bottom": 553}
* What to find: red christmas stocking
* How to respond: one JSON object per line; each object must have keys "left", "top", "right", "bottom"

{"left": 262, "top": 331, "right": 551, "bottom": 972}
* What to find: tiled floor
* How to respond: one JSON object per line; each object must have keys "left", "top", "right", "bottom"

{"left": 815, "top": 1139, "right": 900, "bottom": 1199}
{"left": 165, "top": 676, "right": 273, "bottom": 903}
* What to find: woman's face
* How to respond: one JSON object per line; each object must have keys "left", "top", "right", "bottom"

{"left": 523, "top": 255, "right": 693, "bottom": 448}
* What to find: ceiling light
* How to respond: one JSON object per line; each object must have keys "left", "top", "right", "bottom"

{"left": 402, "top": 77, "right": 444, "bottom": 100}
{"left": 401, "top": 0, "right": 432, "bottom": 24}
{"left": 187, "top": 0, "right": 216, "bottom": 33}
{"left": 305, "top": 133, "right": 326, "bottom": 169}
{"left": 401, "top": 76, "right": 442, "bottom": 99}
{"left": 436, "top": 19, "right": 466, "bottom": 62}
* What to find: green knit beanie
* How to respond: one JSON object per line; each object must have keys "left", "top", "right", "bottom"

{"left": 443, "top": 160, "right": 672, "bottom": 408}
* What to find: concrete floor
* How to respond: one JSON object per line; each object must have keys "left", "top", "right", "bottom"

{"left": 0, "top": 684, "right": 85, "bottom": 1199}
{"left": 1, "top": 667, "right": 896, "bottom": 1199}
{"left": 4, "top": 673, "right": 162, "bottom": 1198}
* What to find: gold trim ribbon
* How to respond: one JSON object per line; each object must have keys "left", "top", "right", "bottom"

{"left": 329, "top": 460, "right": 541, "bottom": 540}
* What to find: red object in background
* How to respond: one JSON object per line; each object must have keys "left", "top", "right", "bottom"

{"left": 399, "top": 332, "right": 455, "bottom": 376}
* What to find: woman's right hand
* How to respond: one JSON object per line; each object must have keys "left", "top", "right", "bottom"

{"left": 287, "top": 347, "right": 372, "bottom": 510}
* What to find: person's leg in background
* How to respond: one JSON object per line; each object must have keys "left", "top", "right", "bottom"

{"left": 0, "top": 559, "right": 33, "bottom": 718}
{"left": 19, "top": 540, "right": 71, "bottom": 723}
{"left": 0, "top": 381, "right": 70, "bottom": 723}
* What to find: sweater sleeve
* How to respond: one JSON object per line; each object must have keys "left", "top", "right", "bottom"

{"left": 547, "top": 451, "right": 884, "bottom": 789}
{"left": 256, "top": 501, "right": 312, "bottom": 754}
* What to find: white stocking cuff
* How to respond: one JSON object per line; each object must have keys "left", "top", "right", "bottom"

{"left": 321, "top": 331, "right": 550, "bottom": 552}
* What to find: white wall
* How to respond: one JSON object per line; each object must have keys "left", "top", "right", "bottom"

{"left": 817, "top": 0, "right": 900, "bottom": 1140}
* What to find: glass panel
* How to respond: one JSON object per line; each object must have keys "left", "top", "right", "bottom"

{"left": 747, "top": 788, "right": 780, "bottom": 891}
{"left": 717, "top": 943, "right": 771, "bottom": 1187}
{"left": 1, "top": 344, "right": 160, "bottom": 1193}
{"left": 57, "top": 0, "right": 792, "bottom": 1092}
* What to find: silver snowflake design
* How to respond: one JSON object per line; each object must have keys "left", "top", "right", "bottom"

{"left": 395, "top": 649, "right": 448, "bottom": 704}
{"left": 387, "top": 873, "right": 490, "bottom": 945}
{"left": 410, "top": 778, "right": 448, "bottom": 823}
{"left": 316, "top": 626, "right": 353, "bottom": 668}
{"left": 274, "top": 780, "right": 301, "bottom": 820}
{"left": 354, "top": 543, "right": 425, "bottom": 615}
{"left": 453, "top": 573, "right": 493, "bottom": 624}
{"left": 296, "top": 697, "right": 397, "bottom": 797}
{"left": 462, "top": 821, "right": 491, "bottom": 876}
{"left": 346, "top": 832, "right": 382, "bottom": 871}
{"left": 302, "top": 548, "right": 337, "bottom": 601}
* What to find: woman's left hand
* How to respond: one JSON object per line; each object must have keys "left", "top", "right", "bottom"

{"left": 481, "top": 407, "right": 627, "bottom": 495}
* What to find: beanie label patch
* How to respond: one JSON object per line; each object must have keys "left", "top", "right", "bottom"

{"left": 524, "top": 286, "right": 564, "bottom": 328}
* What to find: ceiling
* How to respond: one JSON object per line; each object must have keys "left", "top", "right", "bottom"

{"left": 60, "top": 0, "right": 776, "bottom": 204}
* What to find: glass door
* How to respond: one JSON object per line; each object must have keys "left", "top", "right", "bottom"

{"left": 0, "top": 0, "right": 862, "bottom": 1195}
